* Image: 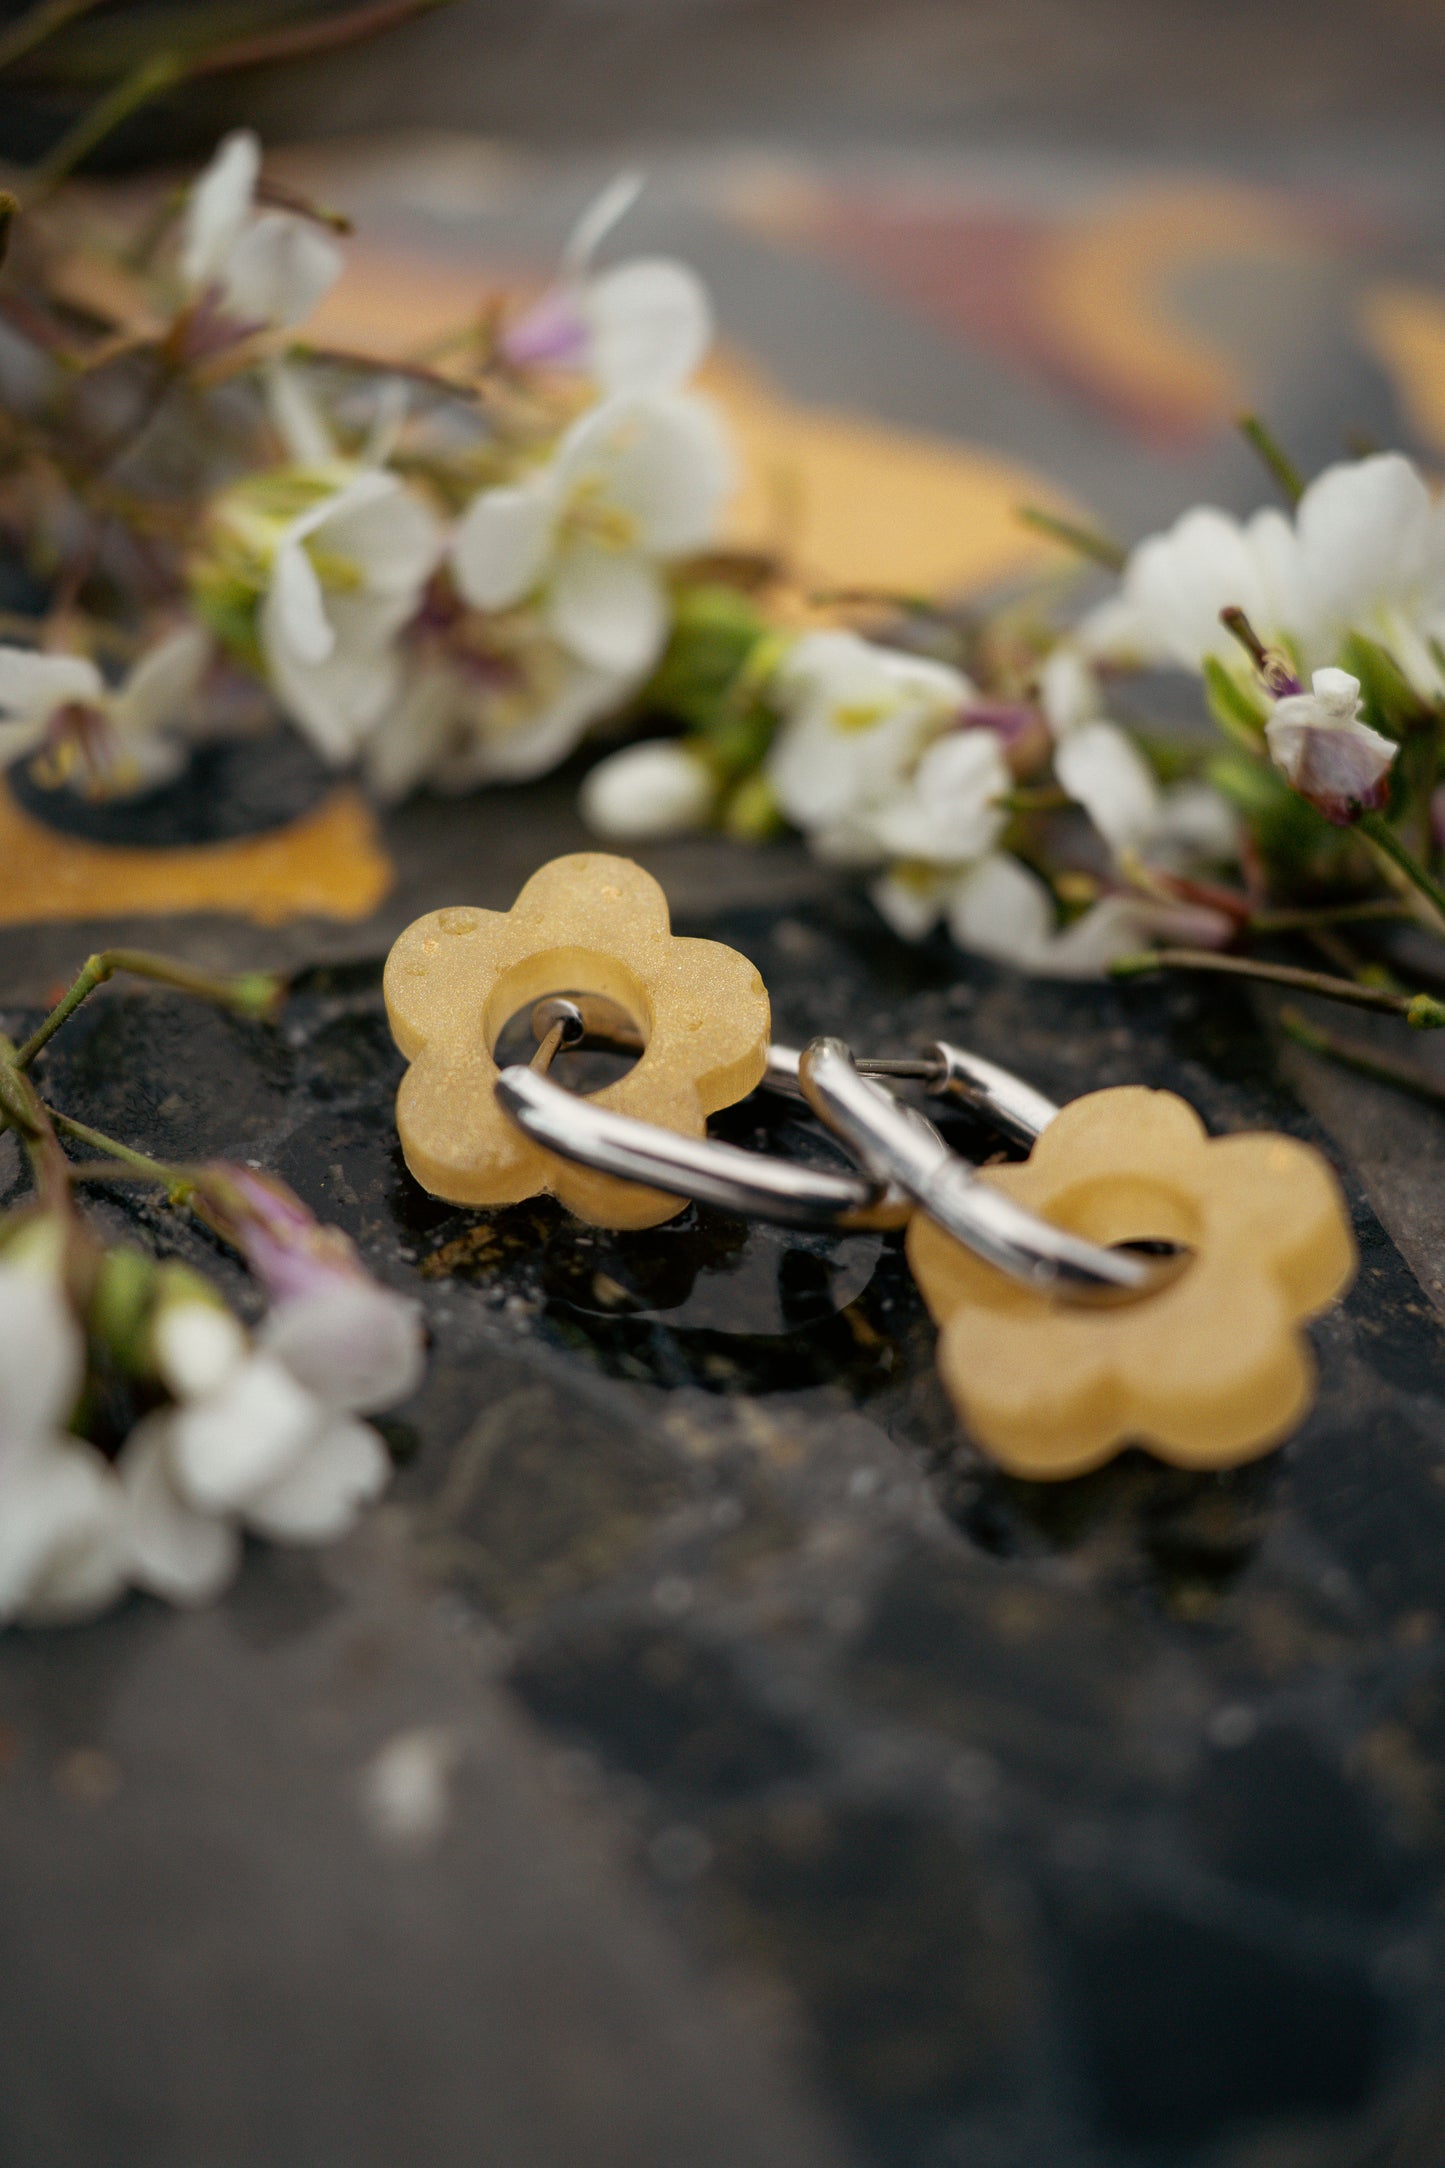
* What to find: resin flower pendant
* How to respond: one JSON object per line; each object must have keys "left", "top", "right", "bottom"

{"left": 907, "top": 1085, "right": 1356, "bottom": 1479}
{"left": 384, "top": 853, "right": 770, "bottom": 1229}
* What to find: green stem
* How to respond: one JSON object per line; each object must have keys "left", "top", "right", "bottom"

{"left": 1280, "top": 1005, "right": 1445, "bottom": 1107}
{"left": 0, "top": 1035, "right": 70, "bottom": 1211}
{"left": 15, "top": 948, "right": 284, "bottom": 1069}
{"left": 1237, "top": 413, "right": 1305, "bottom": 507}
{"left": 1248, "top": 898, "right": 1413, "bottom": 932}
{"left": 1358, "top": 810, "right": 1445, "bottom": 927}
{"left": 1017, "top": 506, "right": 1127, "bottom": 573}
{"left": 45, "top": 1108, "right": 194, "bottom": 1200}
{"left": 27, "top": 50, "right": 185, "bottom": 200}
{"left": 1110, "top": 946, "right": 1445, "bottom": 1027}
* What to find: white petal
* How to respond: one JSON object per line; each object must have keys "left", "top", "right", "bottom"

{"left": 120, "top": 1415, "right": 239, "bottom": 1606}
{"left": 449, "top": 660, "right": 631, "bottom": 786}
{"left": 452, "top": 482, "right": 556, "bottom": 611}
{"left": 1054, "top": 718, "right": 1160, "bottom": 850}
{"left": 0, "top": 1438, "right": 126, "bottom": 1626}
{"left": 0, "top": 1265, "right": 83, "bottom": 1435}
{"left": 243, "top": 1416, "right": 390, "bottom": 1543}
{"left": 109, "top": 626, "right": 210, "bottom": 739}
{"left": 153, "top": 1299, "right": 248, "bottom": 1400}
{"left": 262, "top": 614, "right": 402, "bottom": 764}
{"left": 869, "top": 865, "right": 952, "bottom": 940}
{"left": 556, "top": 392, "right": 732, "bottom": 556}
{"left": 582, "top": 259, "right": 713, "bottom": 395}
{"left": 261, "top": 1282, "right": 424, "bottom": 1415}
{"left": 181, "top": 130, "right": 260, "bottom": 289}
{"left": 1037, "top": 896, "right": 1152, "bottom": 979}
{"left": 268, "top": 538, "right": 334, "bottom": 667}
{"left": 1038, "top": 645, "right": 1101, "bottom": 737}
{"left": 1296, "top": 452, "right": 1435, "bottom": 636}
{"left": 171, "top": 1355, "right": 323, "bottom": 1514}
{"left": 265, "top": 358, "right": 337, "bottom": 466}
{"left": 869, "top": 728, "right": 1009, "bottom": 862}
{"left": 948, "top": 852, "right": 1056, "bottom": 966}
{"left": 548, "top": 543, "right": 668, "bottom": 675}
{"left": 563, "top": 171, "right": 645, "bottom": 273}
{"left": 0, "top": 647, "right": 101, "bottom": 726}
{"left": 221, "top": 212, "right": 344, "bottom": 330}
{"left": 316, "top": 479, "right": 442, "bottom": 596}
{"left": 580, "top": 738, "right": 714, "bottom": 839}
{"left": 363, "top": 662, "right": 461, "bottom": 802}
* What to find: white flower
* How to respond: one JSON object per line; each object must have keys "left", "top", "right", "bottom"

{"left": 181, "top": 130, "right": 343, "bottom": 331}
{"left": 260, "top": 469, "right": 443, "bottom": 762}
{"left": 579, "top": 738, "right": 715, "bottom": 839}
{"left": 122, "top": 1277, "right": 424, "bottom": 1604}
{"left": 1293, "top": 454, "right": 1445, "bottom": 698}
{"left": 0, "top": 627, "right": 210, "bottom": 794}
{"left": 364, "top": 634, "right": 635, "bottom": 802}
{"left": 1264, "top": 666, "right": 1397, "bottom": 824}
{"left": 1080, "top": 504, "right": 1306, "bottom": 677}
{"left": 865, "top": 728, "right": 1010, "bottom": 864}
{"left": 453, "top": 392, "right": 731, "bottom": 680}
{"left": 0, "top": 1254, "right": 126, "bottom": 1627}
{"left": 767, "top": 630, "right": 973, "bottom": 849}
{"left": 502, "top": 173, "right": 712, "bottom": 397}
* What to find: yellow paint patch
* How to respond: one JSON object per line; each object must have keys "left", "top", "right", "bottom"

{"left": 0, "top": 783, "right": 393, "bottom": 928}
{"left": 1359, "top": 284, "right": 1445, "bottom": 455}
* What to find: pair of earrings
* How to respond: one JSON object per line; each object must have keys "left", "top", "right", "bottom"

{"left": 384, "top": 853, "right": 1356, "bottom": 1482}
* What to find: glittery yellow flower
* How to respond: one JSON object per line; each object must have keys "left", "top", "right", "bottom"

{"left": 908, "top": 1086, "right": 1355, "bottom": 1479}
{"left": 384, "top": 853, "right": 769, "bottom": 1229}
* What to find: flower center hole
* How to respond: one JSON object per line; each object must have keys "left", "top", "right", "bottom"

{"left": 493, "top": 990, "right": 646, "bottom": 1096}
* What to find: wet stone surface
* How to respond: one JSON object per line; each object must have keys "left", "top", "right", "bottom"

{"left": 3, "top": 888, "right": 1445, "bottom": 2168}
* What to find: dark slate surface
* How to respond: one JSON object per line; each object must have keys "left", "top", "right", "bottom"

{"left": 3, "top": 794, "right": 1444, "bottom": 2168}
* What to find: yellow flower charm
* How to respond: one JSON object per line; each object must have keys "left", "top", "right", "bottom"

{"left": 384, "top": 852, "right": 769, "bottom": 1229}
{"left": 907, "top": 1086, "right": 1355, "bottom": 1479}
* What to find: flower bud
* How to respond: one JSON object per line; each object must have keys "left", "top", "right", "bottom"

{"left": 580, "top": 739, "right": 715, "bottom": 840}
{"left": 1264, "top": 667, "right": 1397, "bottom": 826}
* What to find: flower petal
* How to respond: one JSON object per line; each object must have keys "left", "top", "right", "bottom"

{"left": 868, "top": 726, "right": 1009, "bottom": 862}
{"left": 265, "top": 357, "right": 337, "bottom": 466}
{"left": 243, "top": 1415, "right": 390, "bottom": 1542}
{"left": 0, "top": 647, "right": 101, "bottom": 727}
{"left": 452, "top": 481, "right": 556, "bottom": 611}
{"left": 153, "top": 1298, "right": 248, "bottom": 1400}
{"left": 268, "top": 537, "right": 334, "bottom": 667}
{"left": 221, "top": 212, "right": 344, "bottom": 330}
{"left": 947, "top": 852, "right": 1055, "bottom": 966}
{"left": 181, "top": 130, "right": 259, "bottom": 290}
{"left": 548, "top": 542, "right": 669, "bottom": 675}
{"left": 0, "top": 1438, "right": 126, "bottom": 1626}
{"left": 1055, "top": 718, "right": 1160, "bottom": 850}
{"left": 261, "top": 1281, "right": 424, "bottom": 1414}
{"left": 171, "top": 1355, "right": 323, "bottom": 1513}
{"left": 110, "top": 625, "right": 210, "bottom": 739}
{"left": 582, "top": 258, "right": 713, "bottom": 394}
{"left": 563, "top": 171, "right": 645, "bottom": 273}
{"left": 555, "top": 392, "right": 732, "bottom": 555}
{"left": 0, "top": 1264, "right": 83, "bottom": 1435}
{"left": 120, "top": 1414, "right": 239, "bottom": 1606}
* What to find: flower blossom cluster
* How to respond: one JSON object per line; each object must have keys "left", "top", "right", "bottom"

{"left": 0, "top": 1180, "right": 422, "bottom": 1627}
{"left": 0, "top": 139, "right": 732, "bottom": 804}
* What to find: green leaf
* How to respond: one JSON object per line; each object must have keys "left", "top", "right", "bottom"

{"left": 646, "top": 584, "right": 773, "bottom": 737}
{"left": 1338, "top": 632, "right": 1421, "bottom": 738}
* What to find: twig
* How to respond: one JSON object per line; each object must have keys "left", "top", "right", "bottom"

{"left": 1110, "top": 946, "right": 1445, "bottom": 1027}
{"left": 1249, "top": 898, "right": 1413, "bottom": 932}
{"left": 28, "top": 51, "right": 185, "bottom": 200}
{"left": 15, "top": 948, "right": 284, "bottom": 1069}
{"left": 1280, "top": 1006, "right": 1445, "bottom": 1108}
